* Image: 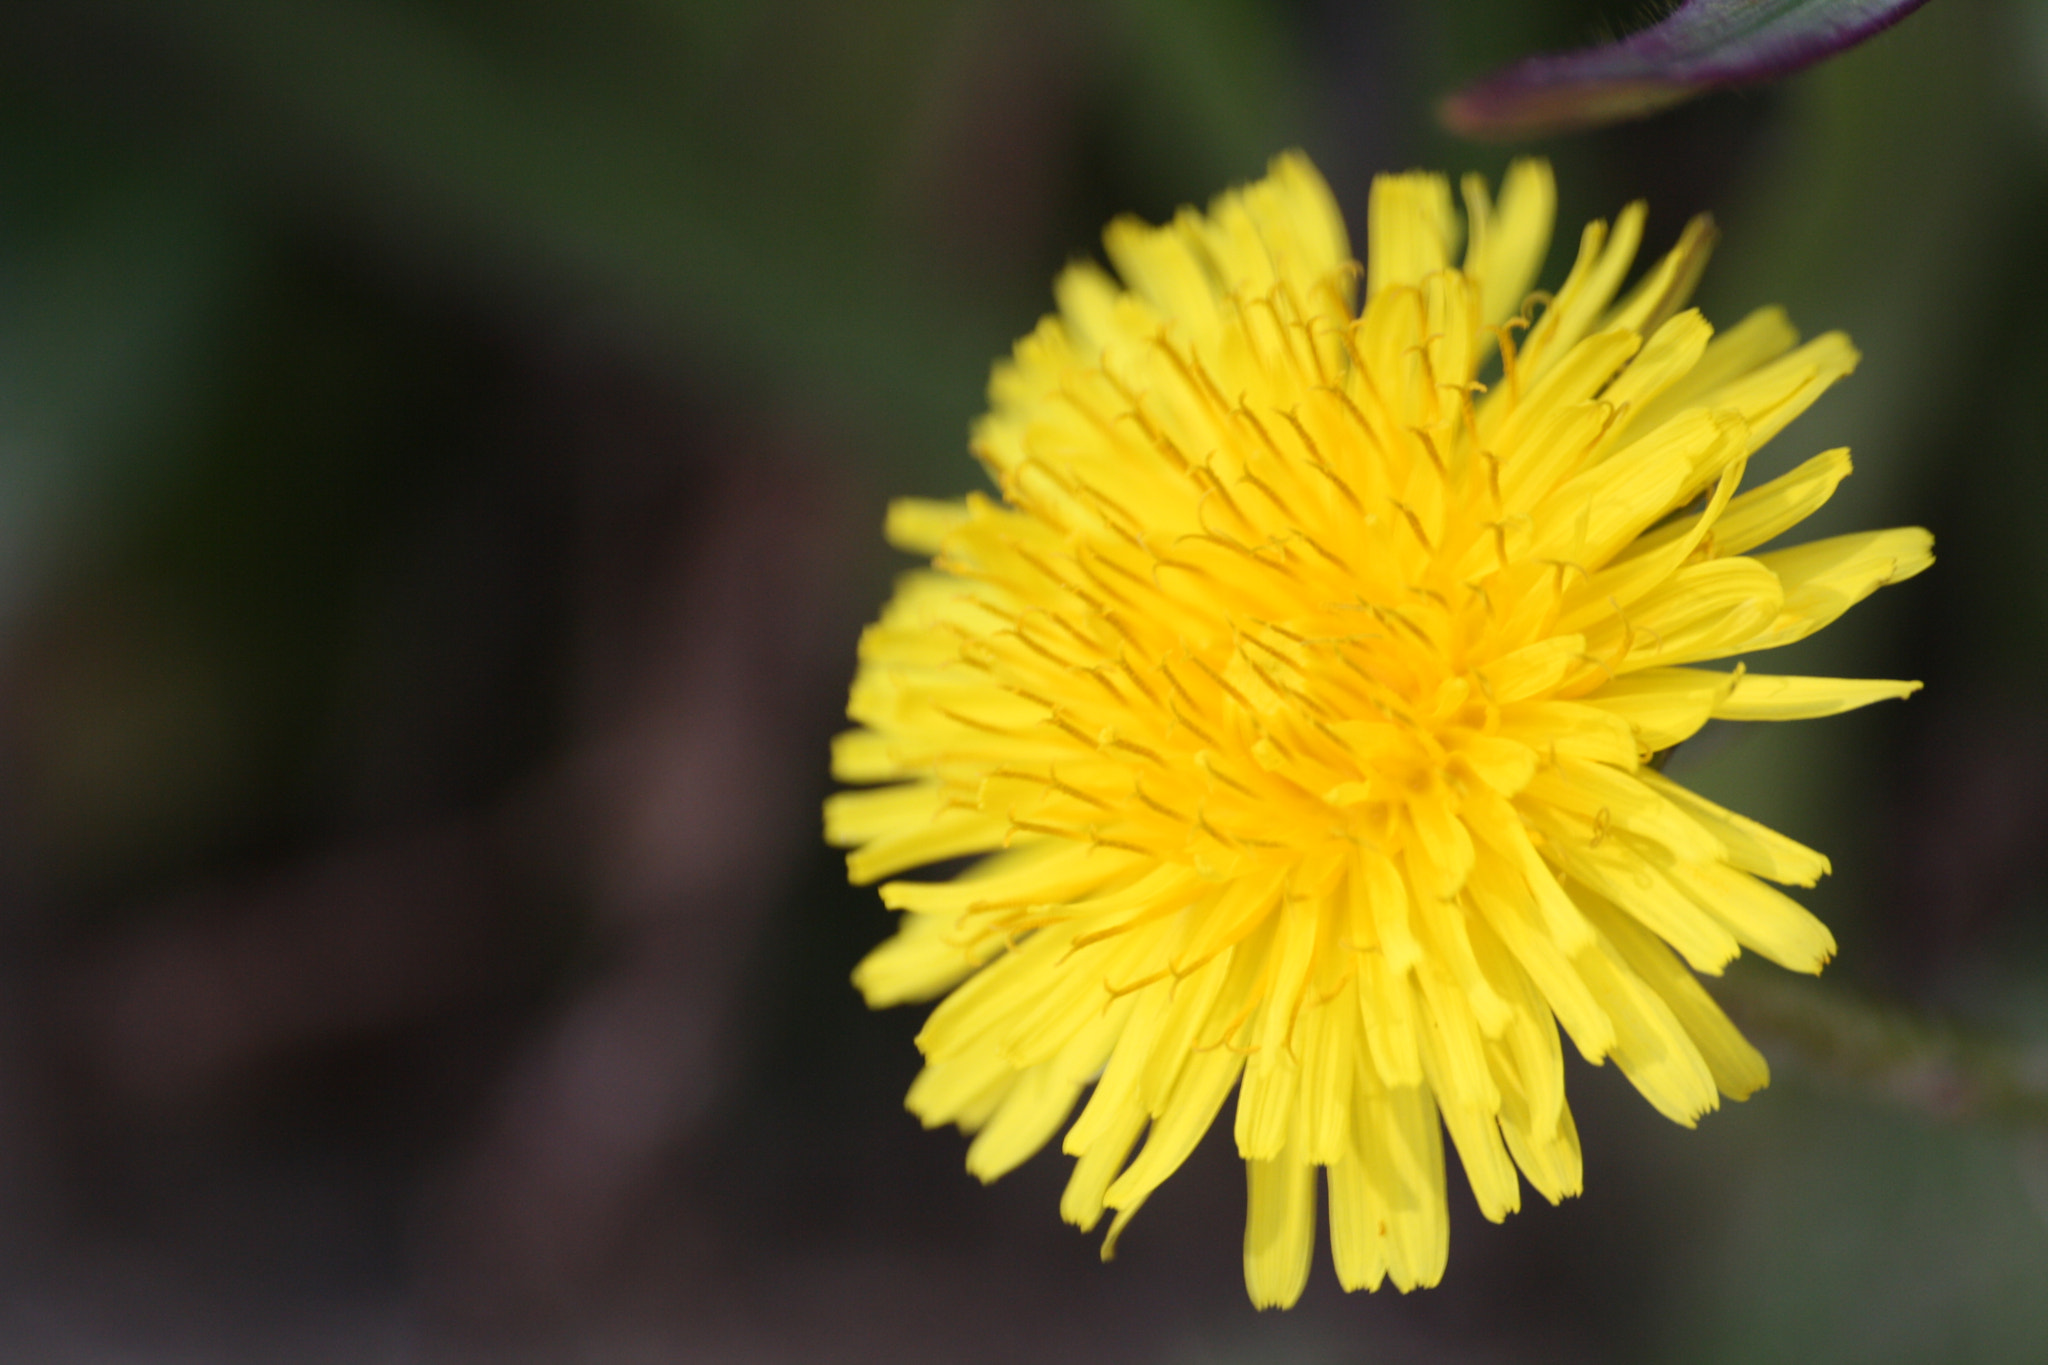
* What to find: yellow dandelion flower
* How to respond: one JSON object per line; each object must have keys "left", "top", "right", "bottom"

{"left": 826, "top": 153, "right": 1929, "bottom": 1308}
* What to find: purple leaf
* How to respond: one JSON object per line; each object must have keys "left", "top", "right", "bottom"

{"left": 1441, "top": 0, "right": 1937, "bottom": 140}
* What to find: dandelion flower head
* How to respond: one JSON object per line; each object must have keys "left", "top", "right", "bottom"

{"left": 827, "top": 154, "right": 1929, "bottom": 1308}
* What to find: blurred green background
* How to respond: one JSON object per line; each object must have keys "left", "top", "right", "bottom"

{"left": 0, "top": 0, "right": 2039, "bottom": 1360}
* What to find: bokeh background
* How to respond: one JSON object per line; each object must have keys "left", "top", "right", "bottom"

{"left": 0, "top": 0, "right": 2040, "bottom": 1360}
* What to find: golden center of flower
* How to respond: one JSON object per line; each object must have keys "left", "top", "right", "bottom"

{"left": 977, "top": 399, "right": 1566, "bottom": 891}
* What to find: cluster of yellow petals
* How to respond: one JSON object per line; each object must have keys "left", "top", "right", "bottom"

{"left": 827, "top": 154, "right": 1928, "bottom": 1308}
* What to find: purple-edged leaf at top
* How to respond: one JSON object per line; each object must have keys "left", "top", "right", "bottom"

{"left": 1442, "top": 0, "right": 1936, "bottom": 140}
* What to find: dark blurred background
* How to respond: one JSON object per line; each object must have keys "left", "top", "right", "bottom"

{"left": 0, "top": 1, "right": 2040, "bottom": 1360}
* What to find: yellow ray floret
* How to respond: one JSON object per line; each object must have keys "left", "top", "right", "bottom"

{"left": 827, "top": 152, "right": 1929, "bottom": 1308}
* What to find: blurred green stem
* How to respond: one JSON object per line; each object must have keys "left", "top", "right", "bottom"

{"left": 1715, "top": 972, "right": 2048, "bottom": 1129}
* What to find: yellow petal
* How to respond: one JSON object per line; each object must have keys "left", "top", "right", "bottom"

{"left": 1582, "top": 667, "right": 1733, "bottom": 752}
{"left": 1244, "top": 1154, "right": 1319, "bottom": 1309}
{"left": 1582, "top": 898, "right": 1768, "bottom": 1100}
{"left": 1518, "top": 203, "right": 1647, "bottom": 382}
{"left": 1367, "top": 171, "right": 1458, "bottom": 297}
{"left": 1714, "top": 673, "right": 1922, "bottom": 720}
{"left": 853, "top": 907, "right": 998, "bottom": 1007}
{"left": 884, "top": 497, "right": 970, "bottom": 554}
{"left": 1060, "top": 1102, "right": 1147, "bottom": 1232}
{"left": 1747, "top": 527, "right": 1935, "bottom": 650}
{"left": 1586, "top": 557, "right": 1783, "bottom": 671}
{"left": 1601, "top": 214, "right": 1716, "bottom": 339}
{"left": 1462, "top": 158, "right": 1555, "bottom": 332}
{"left": 1628, "top": 304, "right": 1799, "bottom": 431}
{"left": 1572, "top": 914, "right": 1720, "bottom": 1124}
{"left": 967, "top": 1064, "right": 1084, "bottom": 1181}
{"left": 1707, "top": 448, "right": 1852, "bottom": 556}
{"left": 1639, "top": 770, "right": 1831, "bottom": 887}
